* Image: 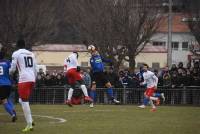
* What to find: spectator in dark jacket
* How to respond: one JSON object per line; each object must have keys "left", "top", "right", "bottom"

{"left": 171, "top": 71, "right": 179, "bottom": 88}
{"left": 107, "top": 67, "right": 120, "bottom": 88}
{"left": 45, "top": 74, "right": 54, "bottom": 86}
{"left": 55, "top": 73, "right": 65, "bottom": 86}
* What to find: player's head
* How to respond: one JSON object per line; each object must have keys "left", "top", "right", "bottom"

{"left": 73, "top": 51, "right": 79, "bottom": 59}
{"left": 142, "top": 63, "right": 149, "bottom": 72}
{"left": 16, "top": 39, "right": 25, "bottom": 49}
{"left": 87, "top": 45, "right": 96, "bottom": 53}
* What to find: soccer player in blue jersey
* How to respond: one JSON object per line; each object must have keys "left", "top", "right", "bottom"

{"left": 87, "top": 45, "right": 120, "bottom": 108}
{"left": 0, "top": 50, "right": 17, "bottom": 122}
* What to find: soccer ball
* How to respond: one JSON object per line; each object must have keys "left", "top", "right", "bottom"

{"left": 87, "top": 45, "right": 96, "bottom": 51}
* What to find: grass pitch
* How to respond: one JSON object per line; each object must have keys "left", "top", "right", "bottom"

{"left": 0, "top": 105, "right": 200, "bottom": 134}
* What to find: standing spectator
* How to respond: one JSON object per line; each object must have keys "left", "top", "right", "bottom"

{"left": 170, "top": 64, "right": 178, "bottom": 74}
{"left": 171, "top": 71, "right": 179, "bottom": 88}
{"left": 55, "top": 73, "right": 65, "bottom": 86}
{"left": 177, "top": 69, "right": 187, "bottom": 87}
{"left": 136, "top": 67, "right": 144, "bottom": 84}
{"left": 131, "top": 73, "right": 140, "bottom": 88}
{"left": 118, "top": 70, "right": 126, "bottom": 88}
{"left": 122, "top": 69, "right": 133, "bottom": 88}
{"left": 81, "top": 69, "right": 91, "bottom": 89}
{"left": 44, "top": 73, "right": 54, "bottom": 86}
{"left": 36, "top": 73, "right": 45, "bottom": 87}
{"left": 177, "top": 62, "right": 186, "bottom": 72}
{"left": 192, "top": 68, "right": 200, "bottom": 86}
{"left": 162, "top": 70, "right": 171, "bottom": 87}
{"left": 38, "top": 68, "right": 45, "bottom": 76}
{"left": 107, "top": 67, "right": 120, "bottom": 88}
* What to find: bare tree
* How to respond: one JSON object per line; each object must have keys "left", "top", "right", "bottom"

{"left": 67, "top": 0, "right": 163, "bottom": 71}
{"left": 183, "top": 0, "right": 200, "bottom": 44}
{"left": 0, "top": 0, "right": 61, "bottom": 55}
{"left": 181, "top": 0, "right": 200, "bottom": 58}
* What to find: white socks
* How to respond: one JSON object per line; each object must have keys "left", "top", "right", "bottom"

{"left": 150, "top": 96, "right": 158, "bottom": 101}
{"left": 80, "top": 85, "right": 89, "bottom": 97}
{"left": 21, "top": 101, "right": 33, "bottom": 127}
{"left": 68, "top": 88, "right": 74, "bottom": 100}
{"left": 149, "top": 100, "right": 156, "bottom": 109}
{"left": 68, "top": 85, "right": 89, "bottom": 101}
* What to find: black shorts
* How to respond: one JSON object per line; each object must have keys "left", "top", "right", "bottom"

{"left": 91, "top": 72, "right": 109, "bottom": 87}
{"left": 0, "top": 86, "right": 11, "bottom": 100}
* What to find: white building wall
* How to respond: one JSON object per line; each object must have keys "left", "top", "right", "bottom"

{"left": 151, "top": 32, "right": 195, "bottom": 66}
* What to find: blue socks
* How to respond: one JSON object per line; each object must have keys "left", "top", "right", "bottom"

{"left": 90, "top": 88, "right": 114, "bottom": 102}
{"left": 8, "top": 99, "right": 16, "bottom": 116}
{"left": 3, "top": 102, "right": 14, "bottom": 116}
{"left": 90, "top": 90, "right": 97, "bottom": 102}
{"left": 154, "top": 93, "right": 161, "bottom": 97}
{"left": 106, "top": 88, "right": 114, "bottom": 100}
{"left": 143, "top": 97, "right": 149, "bottom": 105}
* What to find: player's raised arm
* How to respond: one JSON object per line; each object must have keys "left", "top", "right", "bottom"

{"left": 101, "top": 56, "right": 112, "bottom": 63}
{"left": 9, "top": 53, "right": 17, "bottom": 75}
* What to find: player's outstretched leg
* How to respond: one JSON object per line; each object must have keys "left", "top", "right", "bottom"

{"left": 7, "top": 99, "right": 17, "bottom": 122}
{"left": 138, "top": 97, "right": 149, "bottom": 108}
{"left": 65, "top": 88, "right": 74, "bottom": 107}
{"left": 149, "top": 96, "right": 160, "bottom": 106}
{"left": 89, "top": 90, "right": 96, "bottom": 108}
{"left": 80, "top": 85, "right": 93, "bottom": 103}
{"left": 106, "top": 87, "right": 120, "bottom": 104}
{"left": 3, "top": 99, "right": 17, "bottom": 122}
{"left": 154, "top": 93, "right": 165, "bottom": 103}
{"left": 149, "top": 100, "right": 156, "bottom": 112}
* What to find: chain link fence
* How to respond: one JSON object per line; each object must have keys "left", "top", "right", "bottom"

{"left": 18, "top": 86, "right": 200, "bottom": 105}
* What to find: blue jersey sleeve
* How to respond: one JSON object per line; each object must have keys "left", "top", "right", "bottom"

{"left": 101, "top": 56, "right": 112, "bottom": 63}
{"left": 6, "top": 60, "right": 11, "bottom": 68}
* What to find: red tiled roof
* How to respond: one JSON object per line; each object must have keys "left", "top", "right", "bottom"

{"left": 33, "top": 44, "right": 167, "bottom": 53}
{"left": 32, "top": 44, "right": 87, "bottom": 52}
{"left": 157, "top": 14, "right": 190, "bottom": 33}
{"left": 141, "top": 44, "right": 167, "bottom": 53}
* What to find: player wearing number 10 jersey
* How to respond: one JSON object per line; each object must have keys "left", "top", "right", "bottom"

{"left": 10, "top": 39, "right": 37, "bottom": 132}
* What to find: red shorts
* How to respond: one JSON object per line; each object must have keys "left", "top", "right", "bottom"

{"left": 66, "top": 68, "right": 82, "bottom": 85}
{"left": 18, "top": 82, "right": 34, "bottom": 100}
{"left": 144, "top": 87, "right": 155, "bottom": 97}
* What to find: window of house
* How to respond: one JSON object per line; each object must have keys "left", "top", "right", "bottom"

{"left": 152, "top": 41, "right": 166, "bottom": 47}
{"left": 172, "top": 42, "right": 179, "bottom": 50}
{"left": 182, "top": 42, "right": 189, "bottom": 51}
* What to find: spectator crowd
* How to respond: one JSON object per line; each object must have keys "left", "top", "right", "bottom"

{"left": 36, "top": 61, "right": 200, "bottom": 88}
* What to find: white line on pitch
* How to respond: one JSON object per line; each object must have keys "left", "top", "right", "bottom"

{"left": 0, "top": 113, "right": 66, "bottom": 124}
